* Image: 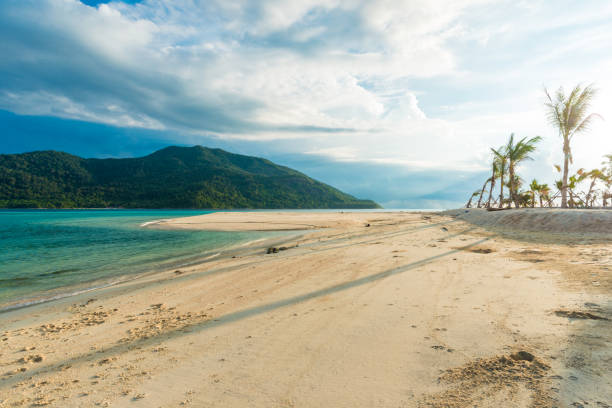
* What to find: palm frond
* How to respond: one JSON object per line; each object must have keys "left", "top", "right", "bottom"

{"left": 572, "top": 113, "right": 603, "bottom": 138}
{"left": 544, "top": 84, "right": 600, "bottom": 141}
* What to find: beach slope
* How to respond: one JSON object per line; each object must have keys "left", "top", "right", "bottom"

{"left": 0, "top": 210, "right": 610, "bottom": 407}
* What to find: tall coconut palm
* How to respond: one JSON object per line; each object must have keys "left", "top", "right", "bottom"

{"left": 505, "top": 134, "right": 542, "bottom": 208}
{"left": 544, "top": 84, "right": 601, "bottom": 208}
{"left": 490, "top": 146, "right": 508, "bottom": 208}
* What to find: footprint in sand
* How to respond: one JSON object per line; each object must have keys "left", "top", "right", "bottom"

{"left": 18, "top": 354, "right": 44, "bottom": 363}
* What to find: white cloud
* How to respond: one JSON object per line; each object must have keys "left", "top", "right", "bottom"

{"left": 1, "top": 0, "right": 611, "bottom": 188}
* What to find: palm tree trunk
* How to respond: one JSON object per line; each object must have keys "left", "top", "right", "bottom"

{"left": 498, "top": 165, "right": 505, "bottom": 208}
{"left": 585, "top": 179, "right": 596, "bottom": 207}
{"left": 561, "top": 139, "right": 570, "bottom": 208}
{"left": 476, "top": 179, "right": 489, "bottom": 208}
{"left": 486, "top": 177, "right": 495, "bottom": 208}
{"left": 508, "top": 165, "right": 517, "bottom": 208}
{"left": 531, "top": 191, "right": 535, "bottom": 208}
{"left": 466, "top": 195, "right": 474, "bottom": 208}
{"left": 539, "top": 195, "right": 543, "bottom": 208}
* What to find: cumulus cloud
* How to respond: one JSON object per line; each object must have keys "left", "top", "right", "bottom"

{"left": 0, "top": 1, "right": 475, "bottom": 145}
{"left": 1, "top": 0, "right": 612, "bottom": 206}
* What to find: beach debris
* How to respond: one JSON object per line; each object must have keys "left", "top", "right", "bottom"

{"left": 174, "top": 270, "right": 183, "bottom": 275}
{"left": 365, "top": 223, "right": 370, "bottom": 227}
{"left": 469, "top": 247, "right": 494, "bottom": 254}
{"left": 266, "top": 246, "right": 290, "bottom": 254}
{"left": 441, "top": 227, "right": 448, "bottom": 232}
{"left": 554, "top": 310, "right": 608, "bottom": 320}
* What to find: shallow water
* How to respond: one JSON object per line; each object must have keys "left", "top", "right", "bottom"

{"left": 0, "top": 209, "right": 277, "bottom": 309}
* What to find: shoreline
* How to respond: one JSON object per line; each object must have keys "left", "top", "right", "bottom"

{"left": 1, "top": 210, "right": 610, "bottom": 407}
{"left": 0, "top": 230, "right": 304, "bottom": 314}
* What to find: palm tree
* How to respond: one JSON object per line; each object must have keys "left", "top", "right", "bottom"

{"left": 465, "top": 190, "right": 481, "bottom": 208}
{"left": 485, "top": 159, "right": 501, "bottom": 208}
{"left": 529, "top": 179, "right": 540, "bottom": 208}
{"left": 603, "top": 154, "right": 612, "bottom": 207}
{"left": 476, "top": 177, "right": 491, "bottom": 208}
{"left": 539, "top": 183, "right": 551, "bottom": 207}
{"left": 490, "top": 146, "right": 508, "bottom": 208}
{"left": 505, "top": 134, "right": 542, "bottom": 208}
{"left": 566, "top": 172, "right": 582, "bottom": 207}
{"left": 544, "top": 84, "right": 601, "bottom": 208}
{"left": 580, "top": 169, "right": 606, "bottom": 207}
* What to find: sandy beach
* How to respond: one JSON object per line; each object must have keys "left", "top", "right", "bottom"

{"left": 0, "top": 210, "right": 610, "bottom": 407}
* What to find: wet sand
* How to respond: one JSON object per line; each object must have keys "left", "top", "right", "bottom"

{"left": 0, "top": 210, "right": 610, "bottom": 407}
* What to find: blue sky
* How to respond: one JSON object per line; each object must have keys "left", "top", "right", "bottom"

{"left": 2, "top": 0, "right": 612, "bottom": 208}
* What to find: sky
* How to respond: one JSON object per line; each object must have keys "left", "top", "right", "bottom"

{"left": 1, "top": 0, "right": 612, "bottom": 208}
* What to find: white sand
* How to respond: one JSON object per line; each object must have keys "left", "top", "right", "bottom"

{"left": 0, "top": 210, "right": 610, "bottom": 407}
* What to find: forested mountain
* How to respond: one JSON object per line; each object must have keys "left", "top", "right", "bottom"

{"left": 0, "top": 146, "right": 380, "bottom": 209}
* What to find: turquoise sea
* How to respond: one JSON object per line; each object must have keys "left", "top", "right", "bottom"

{"left": 0, "top": 210, "right": 277, "bottom": 310}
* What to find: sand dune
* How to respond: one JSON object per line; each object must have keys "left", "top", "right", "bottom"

{"left": 0, "top": 210, "right": 610, "bottom": 407}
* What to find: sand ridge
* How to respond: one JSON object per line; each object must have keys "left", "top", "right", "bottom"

{"left": 443, "top": 207, "right": 612, "bottom": 234}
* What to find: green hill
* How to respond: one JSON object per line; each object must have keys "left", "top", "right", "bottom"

{"left": 0, "top": 146, "right": 380, "bottom": 209}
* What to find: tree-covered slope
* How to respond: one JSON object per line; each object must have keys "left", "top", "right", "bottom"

{"left": 0, "top": 146, "right": 380, "bottom": 209}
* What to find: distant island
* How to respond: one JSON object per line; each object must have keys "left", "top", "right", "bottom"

{"left": 0, "top": 146, "right": 380, "bottom": 209}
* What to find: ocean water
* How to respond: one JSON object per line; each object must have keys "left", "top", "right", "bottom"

{"left": 0, "top": 210, "right": 278, "bottom": 310}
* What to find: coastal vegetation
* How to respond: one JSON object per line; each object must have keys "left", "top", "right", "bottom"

{"left": 467, "top": 83, "right": 611, "bottom": 209}
{"left": 0, "top": 146, "right": 380, "bottom": 209}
